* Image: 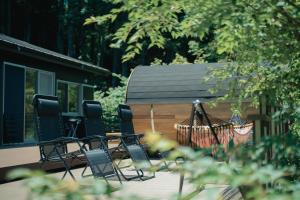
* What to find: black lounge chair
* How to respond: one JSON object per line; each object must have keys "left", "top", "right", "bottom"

{"left": 32, "top": 94, "right": 83, "bottom": 180}
{"left": 118, "top": 104, "right": 169, "bottom": 168}
{"left": 117, "top": 104, "right": 155, "bottom": 181}
{"left": 82, "top": 100, "right": 108, "bottom": 149}
{"left": 81, "top": 100, "right": 122, "bottom": 183}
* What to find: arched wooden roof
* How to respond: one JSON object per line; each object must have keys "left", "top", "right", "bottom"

{"left": 126, "top": 63, "right": 228, "bottom": 104}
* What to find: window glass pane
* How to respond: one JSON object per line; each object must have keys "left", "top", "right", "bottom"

{"left": 83, "top": 86, "right": 94, "bottom": 100}
{"left": 68, "top": 84, "right": 79, "bottom": 112}
{"left": 3, "top": 65, "right": 25, "bottom": 144}
{"left": 25, "top": 68, "right": 37, "bottom": 141}
{"left": 57, "top": 82, "right": 68, "bottom": 112}
{"left": 38, "top": 71, "right": 54, "bottom": 95}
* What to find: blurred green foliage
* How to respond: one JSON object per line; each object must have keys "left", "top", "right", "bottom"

{"left": 7, "top": 168, "right": 142, "bottom": 200}
{"left": 146, "top": 132, "right": 300, "bottom": 200}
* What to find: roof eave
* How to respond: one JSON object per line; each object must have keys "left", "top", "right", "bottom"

{"left": 0, "top": 40, "right": 111, "bottom": 76}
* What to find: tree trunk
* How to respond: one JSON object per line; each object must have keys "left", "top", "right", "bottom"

{"left": 56, "top": 0, "right": 64, "bottom": 53}
{"left": 0, "top": 0, "right": 11, "bottom": 34}
{"left": 67, "top": 23, "right": 75, "bottom": 57}
{"left": 66, "top": 0, "right": 75, "bottom": 57}
{"left": 122, "top": 62, "right": 128, "bottom": 77}
{"left": 24, "top": 3, "right": 32, "bottom": 42}
{"left": 112, "top": 48, "right": 121, "bottom": 86}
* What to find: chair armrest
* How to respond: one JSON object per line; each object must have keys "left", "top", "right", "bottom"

{"left": 106, "top": 132, "right": 121, "bottom": 140}
{"left": 135, "top": 133, "right": 144, "bottom": 138}
{"left": 106, "top": 135, "right": 121, "bottom": 140}
{"left": 80, "top": 135, "right": 121, "bottom": 142}
{"left": 80, "top": 135, "right": 106, "bottom": 141}
{"left": 120, "top": 134, "right": 144, "bottom": 141}
{"left": 39, "top": 137, "right": 78, "bottom": 145}
{"left": 121, "top": 132, "right": 144, "bottom": 138}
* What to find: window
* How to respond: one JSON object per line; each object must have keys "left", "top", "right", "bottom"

{"left": 38, "top": 71, "right": 54, "bottom": 95}
{"left": 25, "top": 68, "right": 38, "bottom": 142}
{"left": 24, "top": 69, "right": 54, "bottom": 142}
{"left": 57, "top": 81, "right": 80, "bottom": 113}
{"left": 3, "top": 63, "right": 55, "bottom": 145}
{"left": 68, "top": 84, "right": 79, "bottom": 112}
{"left": 57, "top": 82, "right": 68, "bottom": 112}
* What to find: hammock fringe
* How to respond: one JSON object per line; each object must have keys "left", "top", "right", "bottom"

{"left": 175, "top": 121, "right": 253, "bottom": 149}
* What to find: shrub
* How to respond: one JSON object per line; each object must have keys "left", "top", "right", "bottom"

{"left": 94, "top": 74, "right": 128, "bottom": 132}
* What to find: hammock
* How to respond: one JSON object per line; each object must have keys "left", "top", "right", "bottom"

{"left": 175, "top": 111, "right": 253, "bottom": 149}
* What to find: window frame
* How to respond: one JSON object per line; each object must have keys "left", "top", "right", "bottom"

{"left": 57, "top": 80, "right": 81, "bottom": 114}
{"left": 56, "top": 80, "right": 95, "bottom": 115}
{"left": 2, "top": 61, "right": 55, "bottom": 146}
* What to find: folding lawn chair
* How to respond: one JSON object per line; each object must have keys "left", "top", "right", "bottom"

{"left": 117, "top": 104, "right": 155, "bottom": 181}
{"left": 33, "top": 94, "right": 83, "bottom": 180}
{"left": 81, "top": 100, "right": 122, "bottom": 183}
{"left": 119, "top": 104, "right": 169, "bottom": 166}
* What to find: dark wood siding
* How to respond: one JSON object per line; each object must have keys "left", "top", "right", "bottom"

{"left": 0, "top": 61, "right": 3, "bottom": 145}
{"left": 130, "top": 103, "right": 259, "bottom": 140}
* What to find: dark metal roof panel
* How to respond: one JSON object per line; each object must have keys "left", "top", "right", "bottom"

{"left": 126, "top": 63, "right": 228, "bottom": 104}
{"left": 127, "top": 97, "right": 219, "bottom": 104}
{"left": 0, "top": 34, "right": 110, "bottom": 76}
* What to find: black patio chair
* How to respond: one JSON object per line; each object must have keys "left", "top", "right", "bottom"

{"left": 81, "top": 100, "right": 122, "bottom": 183}
{"left": 118, "top": 104, "right": 169, "bottom": 167}
{"left": 32, "top": 94, "right": 83, "bottom": 180}
{"left": 82, "top": 100, "right": 108, "bottom": 149}
{"left": 117, "top": 104, "right": 155, "bottom": 181}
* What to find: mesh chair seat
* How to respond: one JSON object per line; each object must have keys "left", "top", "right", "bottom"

{"left": 85, "top": 149, "right": 117, "bottom": 179}
{"left": 126, "top": 145, "right": 151, "bottom": 167}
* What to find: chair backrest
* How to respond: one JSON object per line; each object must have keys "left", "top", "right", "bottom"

{"left": 118, "top": 104, "right": 135, "bottom": 134}
{"left": 83, "top": 100, "right": 106, "bottom": 137}
{"left": 118, "top": 104, "right": 136, "bottom": 144}
{"left": 33, "top": 95, "right": 65, "bottom": 141}
{"left": 82, "top": 101, "right": 106, "bottom": 149}
{"left": 32, "top": 94, "right": 67, "bottom": 160}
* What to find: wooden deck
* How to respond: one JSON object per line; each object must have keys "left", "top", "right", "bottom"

{"left": 0, "top": 161, "right": 243, "bottom": 200}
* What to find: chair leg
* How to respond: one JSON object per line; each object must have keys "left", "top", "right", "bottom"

{"left": 113, "top": 153, "right": 147, "bottom": 181}
{"left": 61, "top": 159, "right": 75, "bottom": 180}
{"left": 81, "top": 165, "right": 89, "bottom": 177}
{"left": 55, "top": 148, "right": 76, "bottom": 180}
{"left": 116, "top": 167, "right": 141, "bottom": 181}
{"left": 114, "top": 167, "right": 123, "bottom": 184}
{"left": 61, "top": 170, "right": 68, "bottom": 180}
{"left": 116, "top": 152, "right": 131, "bottom": 169}
{"left": 39, "top": 160, "right": 46, "bottom": 171}
{"left": 157, "top": 151, "right": 170, "bottom": 171}
{"left": 138, "top": 169, "right": 155, "bottom": 181}
{"left": 163, "top": 160, "right": 168, "bottom": 168}
{"left": 179, "top": 174, "right": 184, "bottom": 194}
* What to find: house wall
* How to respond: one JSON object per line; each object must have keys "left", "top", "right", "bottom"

{"left": 0, "top": 61, "right": 3, "bottom": 145}
{"left": 0, "top": 50, "right": 108, "bottom": 147}
{"left": 0, "top": 49, "right": 110, "bottom": 181}
{"left": 129, "top": 102, "right": 259, "bottom": 141}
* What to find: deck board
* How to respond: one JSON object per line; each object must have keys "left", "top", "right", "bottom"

{"left": 0, "top": 161, "right": 243, "bottom": 200}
